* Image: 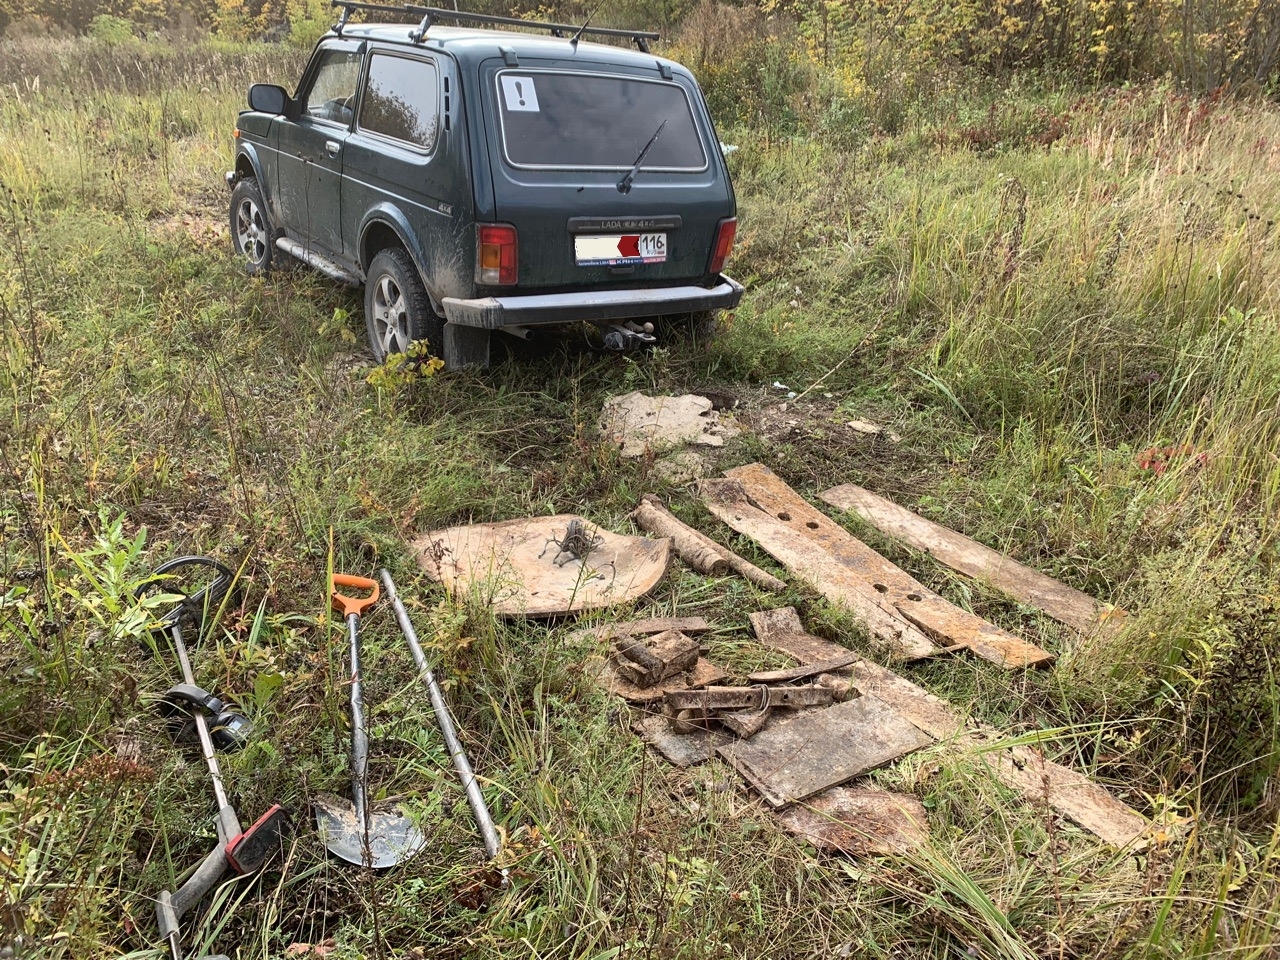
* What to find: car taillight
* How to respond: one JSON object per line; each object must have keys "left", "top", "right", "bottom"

{"left": 477, "top": 223, "right": 518, "bottom": 285}
{"left": 709, "top": 217, "right": 736, "bottom": 274}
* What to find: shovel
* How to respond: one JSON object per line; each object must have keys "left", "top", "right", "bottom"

{"left": 315, "top": 573, "right": 424, "bottom": 869}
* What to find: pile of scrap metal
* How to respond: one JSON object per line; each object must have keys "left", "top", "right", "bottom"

{"left": 410, "top": 464, "right": 1148, "bottom": 854}
{"left": 612, "top": 622, "right": 857, "bottom": 739}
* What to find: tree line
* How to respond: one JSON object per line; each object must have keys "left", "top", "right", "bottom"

{"left": 0, "top": 0, "right": 1276, "bottom": 92}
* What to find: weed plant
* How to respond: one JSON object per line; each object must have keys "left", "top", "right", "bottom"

{"left": 2, "top": 26, "right": 1279, "bottom": 960}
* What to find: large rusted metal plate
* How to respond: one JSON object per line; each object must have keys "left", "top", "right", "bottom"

{"left": 820, "top": 483, "right": 1126, "bottom": 640}
{"left": 777, "top": 786, "right": 929, "bottom": 856}
{"left": 633, "top": 714, "right": 732, "bottom": 767}
{"left": 414, "top": 515, "right": 670, "bottom": 617}
{"left": 707, "top": 465, "right": 1053, "bottom": 669}
{"left": 718, "top": 695, "right": 932, "bottom": 808}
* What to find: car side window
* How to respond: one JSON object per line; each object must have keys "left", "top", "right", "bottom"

{"left": 300, "top": 48, "right": 362, "bottom": 125}
{"left": 358, "top": 53, "right": 440, "bottom": 151}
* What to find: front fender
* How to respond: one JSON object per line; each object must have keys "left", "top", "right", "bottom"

{"left": 232, "top": 141, "right": 268, "bottom": 189}
{"left": 357, "top": 205, "right": 437, "bottom": 303}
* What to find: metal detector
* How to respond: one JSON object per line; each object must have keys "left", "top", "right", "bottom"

{"left": 142, "top": 557, "right": 289, "bottom": 960}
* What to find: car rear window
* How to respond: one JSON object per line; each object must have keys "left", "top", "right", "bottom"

{"left": 495, "top": 70, "right": 707, "bottom": 171}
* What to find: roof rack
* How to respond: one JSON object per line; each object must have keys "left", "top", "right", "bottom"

{"left": 330, "top": 1, "right": 660, "bottom": 52}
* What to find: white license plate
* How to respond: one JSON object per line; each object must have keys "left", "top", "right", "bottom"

{"left": 575, "top": 233, "right": 667, "bottom": 266}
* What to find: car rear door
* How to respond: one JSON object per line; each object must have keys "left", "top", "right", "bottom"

{"left": 479, "top": 59, "right": 733, "bottom": 292}
{"left": 341, "top": 47, "right": 472, "bottom": 295}
{"left": 275, "top": 39, "right": 364, "bottom": 258}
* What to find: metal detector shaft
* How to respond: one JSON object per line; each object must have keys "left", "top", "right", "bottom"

{"left": 156, "top": 619, "right": 241, "bottom": 960}
{"left": 172, "top": 622, "right": 242, "bottom": 844}
{"left": 146, "top": 556, "right": 284, "bottom": 960}
{"left": 379, "top": 569, "right": 501, "bottom": 860}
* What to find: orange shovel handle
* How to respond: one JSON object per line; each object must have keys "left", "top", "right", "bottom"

{"left": 331, "top": 573, "right": 380, "bottom": 619}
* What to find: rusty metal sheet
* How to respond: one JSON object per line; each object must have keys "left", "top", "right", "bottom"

{"left": 702, "top": 481, "right": 940, "bottom": 660}
{"left": 718, "top": 695, "right": 932, "bottom": 808}
{"left": 988, "top": 743, "right": 1150, "bottom": 849}
{"left": 608, "top": 616, "right": 712, "bottom": 638}
{"left": 712, "top": 465, "right": 1053, "bottom": 669}
{"left": 415, "top": 515, "right": 670, "bottom": 617}
{"left": 633, "top": 714, "right": 732, "bottom": 767}
{"left": 777, "top": 786, "right": 929, "bottom": 856}
{"left": 820, "top": 483, "right": 1127, "bottom": 640}
{"left": 748, "top": 608, "right": 853, "bottom": 663}
{"left": 569, "top": 616, "right": 711, "bottom": 647}
{"left": 747, "top": 607, "right": 1148, "bottom": 847}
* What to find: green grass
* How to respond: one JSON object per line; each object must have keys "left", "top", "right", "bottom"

{"left": 2, "top": 32, "right": 1279, "bottom": 960}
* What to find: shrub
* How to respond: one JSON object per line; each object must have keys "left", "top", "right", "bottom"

{"left": 667, "top": 0, "right": 813, "bottom": 133}
{"left": 1123, "top": 527, "right": 1280, "bottom": 810}
{"left": 87, "top": 13, "right": 134, "bottom": 45}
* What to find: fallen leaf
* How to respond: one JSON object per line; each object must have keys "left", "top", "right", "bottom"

{"left": 285, "top": 940, "right": 336, "bottom": 957}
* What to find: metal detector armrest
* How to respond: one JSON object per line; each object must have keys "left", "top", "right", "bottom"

{"left": 225, "top": 804, "right": 289, "bottom": 874}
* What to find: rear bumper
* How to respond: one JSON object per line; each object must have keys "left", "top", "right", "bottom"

{"left": 440, "top": 275, "right": 744, "bottom": 329}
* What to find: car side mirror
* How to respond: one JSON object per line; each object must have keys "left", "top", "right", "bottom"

{"left": 248, "top": 83, "right": 290, "bottom": 115}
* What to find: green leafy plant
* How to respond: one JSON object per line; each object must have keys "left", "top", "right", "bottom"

{"left": 365, "top": 340, "right": 445, "bottom": 392}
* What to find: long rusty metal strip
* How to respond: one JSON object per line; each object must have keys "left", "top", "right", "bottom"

{"left": 701, "top": 480, "right": 941, "bottom": 660}
{"left": 747, "top": 651, "right": 860, "bottom": 683}
{"left": 665, "top": 684, "right": 834, "bottom": 711}
{"left": 819, "top": 483, "right": 1127, "bottom": 639}
{"left": 750, "top": 607, "right": 1148, "bottom": 848}
{"left": 716, "top": 465, "right": 1054, "bottom": 670}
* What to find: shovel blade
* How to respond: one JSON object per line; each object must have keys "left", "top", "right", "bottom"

{"left": 313, "top": 794, "right": 425, "bottom": 869}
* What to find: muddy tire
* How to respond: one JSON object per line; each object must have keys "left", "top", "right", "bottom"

{"left": 364, "top": 247, "right": 444, "bottom": 362}
{"left": 229, "top": 177, "right": 274, "bottom": 275}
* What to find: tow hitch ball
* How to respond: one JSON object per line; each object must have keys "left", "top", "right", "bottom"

{"left": 603, "top": 321, "right": 656, "bottom": 351}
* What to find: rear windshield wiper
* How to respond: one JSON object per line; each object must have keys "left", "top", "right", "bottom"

{"left": 617, "top": 119, "right": 668, "bottom": 194}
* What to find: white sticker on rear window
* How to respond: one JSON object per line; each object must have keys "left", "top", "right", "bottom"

{"left": 500, "top": 75, "right": 539, "bottom": 112}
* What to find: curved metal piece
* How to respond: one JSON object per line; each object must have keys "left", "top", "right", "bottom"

{"left": 232, "top": 142, "right": 268, "bottom": 187}
{"left": 380, "top": 569, "right": 501, "bottom": 861}
{"left": 143, "top": 556, "right": 235, "bottom": 634}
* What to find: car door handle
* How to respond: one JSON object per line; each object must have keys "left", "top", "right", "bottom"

{"left": 325, "top": 140, "right": 341, "bottom": 158}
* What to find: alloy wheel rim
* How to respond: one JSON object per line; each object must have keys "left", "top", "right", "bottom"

{"left": 372, "top": 274, "right": 407, "bottom": 357}
{"left": 235, "top": 198, "right": 267, "bottom": 265}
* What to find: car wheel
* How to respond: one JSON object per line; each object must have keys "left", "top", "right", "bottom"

{"left": 364, "top": 247, "right": 444, "bottom": 362}
{"left": 229, "top": 177, "right": 274, "bottom": 275}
